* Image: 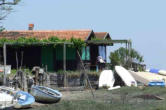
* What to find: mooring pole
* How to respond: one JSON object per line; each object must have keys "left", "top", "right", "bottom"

{"left": 3, "top": 43, "right": 6, "bottom": 85}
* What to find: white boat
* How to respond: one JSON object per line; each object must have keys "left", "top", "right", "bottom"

{"left": 31, "top": 86, "right": 62, "bottom": 103}
{"left": 159, "top": 70, "right": 166, "bottom": 76}
{"left": 0, "top": 87, "right": 17, "bottom": 109}
{"left": 129, "top": 71, "right": 166, "bottom": 86}
{"left": 115, "top": 66, "right": 137, "bottom": 87}
{"left": 14, "top": 91, "right": 35, "bottom": 109}
{"left": 99, "top": 70, "right": 115, "bottom": 88}
{"left": 99, "top": 70, "right": 121, "bottom": 90}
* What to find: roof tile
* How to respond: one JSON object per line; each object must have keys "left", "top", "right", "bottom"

{"left": 0, "top": 30, "right": 92, "bottom": 41}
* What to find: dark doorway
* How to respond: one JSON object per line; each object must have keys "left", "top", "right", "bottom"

{"left": 90, "top": 45, "right": 98, "bottom": 70}
{"left": 6, "top": 46, "right": 41, "bottom": 69}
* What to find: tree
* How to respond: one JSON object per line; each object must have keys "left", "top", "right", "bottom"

{"left": 109, "top": 47, "right": 144, "bottom": 69}
{"left": 0, "top": 0, "right": 20, "bottom": 31}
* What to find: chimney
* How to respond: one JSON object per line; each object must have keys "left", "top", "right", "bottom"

{"left": 28, "top": 24, "right": 34, "bottom": 30}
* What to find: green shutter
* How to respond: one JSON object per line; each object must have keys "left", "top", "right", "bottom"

{"left": 86, "top": 46, "right": 90, "bottom": 60}
{"left": 81, "top": 46, "right": 90, "bottom": 60}
{"left": 81, "top": 47, "right": 86, "bottom": 60}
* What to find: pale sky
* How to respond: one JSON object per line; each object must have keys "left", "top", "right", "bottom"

{"left": 2, "top": 0, "right": 166, "bottom": 69}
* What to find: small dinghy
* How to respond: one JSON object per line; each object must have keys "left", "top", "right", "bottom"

{"left": 14, "top": 91, "right": 35, "bottom": 109}
{"left": 31, "top": 86, "right": 62, "bottom": 103}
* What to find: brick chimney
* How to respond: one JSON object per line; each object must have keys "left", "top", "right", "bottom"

{"left": 28, "top": 24, "right": 34, "bottom": 30}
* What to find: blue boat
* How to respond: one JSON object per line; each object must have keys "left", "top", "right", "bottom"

{"left": 149, "top": 68, "right": 160, "bottom": 74}
{"left": 31, "top": 86, "right": 62, "bottom": 103}
{"left": 14, "top": 91, "right": 35, "bottom": 109}
{"left": 148, "top": 81, "right": 165, "bottom": 87}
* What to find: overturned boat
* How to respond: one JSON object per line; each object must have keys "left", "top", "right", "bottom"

{"left": 99, "top": 70, "right": 120, "bottom": 90}
{"left": 14, "top": 91, "right": 35, "bottom": 109}
{"left": 99, "top": 70, "right": 115, "bottom": 88}
{"left": 31, "top": 86, "right": 62, "bottom": 103}
{"left": 115, "top": 66, "right": 137, "bottom": 87}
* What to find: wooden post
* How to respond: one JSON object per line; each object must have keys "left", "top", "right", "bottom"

{"left": 126, "top": 42, "right": 128, "bottom": 62}
{"left": 63, "top": 43, "right": 67, "bottom": 87}
{"left": 63, "top": 43, "right": 66, "bottom": 71}
{"left": 35, "top": 68, "right": 39, "bottom": 85}
{"left": 16, "top": 52, "right": 18, "bottom": 71}
{"left": 129, "top": 40, "right": 132, "bottom": 68}
{"left": 3, "top": 43, "right": 6, "bottom": 85}
{"left": 127, "top": 40, "right": 132, "bottom": 68}
{"left": 20, "top": 51, "right": 24, "bottom": 70}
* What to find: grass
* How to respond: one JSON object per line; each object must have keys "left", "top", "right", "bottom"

{"left": 28, "top": 86, "right": 166, "bottom": 110}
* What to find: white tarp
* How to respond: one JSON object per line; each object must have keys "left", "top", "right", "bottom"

{"left": 0, "top": 65, "right": 11, "bottom": 74}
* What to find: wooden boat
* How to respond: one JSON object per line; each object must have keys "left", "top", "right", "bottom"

{"left": 31, "top": 86, "right": 62, "bottom": 103}
{"left": 14, "top": 91, "right": 35, "bottom": 109}
{"left": 0, "top": 86, "right": 17, "bottom": 109}
{"left": 115, "top": 66, "right": 137, "bottom": 87}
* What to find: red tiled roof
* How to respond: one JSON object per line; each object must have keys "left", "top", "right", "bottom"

{"left": 0, "top": 30, "right": 93, "bottom": 41}
{"left": 94, "top": 32, "right": 111, "bottom": 39}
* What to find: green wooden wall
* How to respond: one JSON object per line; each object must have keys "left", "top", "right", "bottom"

{"left": 41, "top": 46, "right": 54, "bottom": 71}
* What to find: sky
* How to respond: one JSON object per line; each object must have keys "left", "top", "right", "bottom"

{"left": 2, "top": 0, "right": 166, "bottom": 69}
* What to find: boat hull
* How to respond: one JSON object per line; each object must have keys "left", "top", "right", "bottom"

{"left": 99, "top": 70, "right": 115, "bottom": 88}
{"left": 31, "top": 86, "right": 62, "bottom": 103}
{"left": 14, "top": 91, "right": 35, "bottom": 109}
{"left": 115, "top": 66, "right": 137, "bottom": 87}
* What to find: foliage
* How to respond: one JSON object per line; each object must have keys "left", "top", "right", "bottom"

{"left": 110, "top": 47, "right": 144, "bottom": 69}
{"left": 110, "top": 52, "right": 121, "bottom": 69}
{"left": 87, "top": 37, "right": 112, "bottom": 45}
{"left": 0, "top": 36, "right": 85, "bottom": 50}
{"left": 70, "top": 37, "right": 85, "bottom": 51}
{"left": 48, "top": 36, "right": 61, "bottom": 42}
{"left": 0, "top": 0, "right": 21, "bottom": 30}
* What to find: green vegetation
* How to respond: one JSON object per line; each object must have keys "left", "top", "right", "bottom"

{"left": 7, "top": 68, "right": 32, "bottom": 77}
{"left": 0, "top": 37, "right": 85, "bottom": 50}
{"left": 110, "top": 47, "right": 144, "bottom": 69}
{"left": 0, "top": 0, "right": 21, "bottom": 30}
{"left": 29, "top": 87, "right": 166, "bottom": 110}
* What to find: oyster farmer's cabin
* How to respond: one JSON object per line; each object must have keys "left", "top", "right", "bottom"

{"left": 0, "top": 24, "right": 113, "bottom": 72}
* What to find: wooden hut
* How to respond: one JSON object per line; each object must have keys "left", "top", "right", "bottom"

{"left": 0, "top": 29, "right": 113, "bottom": 72}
